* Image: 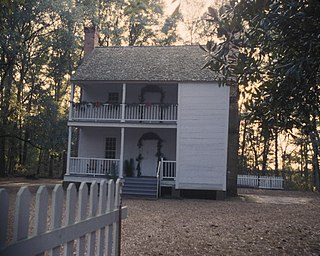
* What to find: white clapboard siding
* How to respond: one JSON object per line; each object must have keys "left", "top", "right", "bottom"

{"left": 0, "top": 179, "right": 127, "bottom": 256}
{"left": 176, "top": 83, "right": 230, "bottom": 191}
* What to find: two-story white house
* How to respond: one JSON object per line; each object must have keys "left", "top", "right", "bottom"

{"left": 63, "top": 28, "right": 237, "bottom": 199}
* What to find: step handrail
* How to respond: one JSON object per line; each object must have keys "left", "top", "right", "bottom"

{"left": 156, "top": 158, "right": 163, "bottom": 198}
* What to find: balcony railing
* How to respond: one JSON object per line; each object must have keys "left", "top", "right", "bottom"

{"left": 69, "top": 157, "right": 120, "bottom": 177}
{"left": 71, "top": 103, "right": 178, "bottom": 122}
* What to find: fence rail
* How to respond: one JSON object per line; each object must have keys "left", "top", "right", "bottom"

{"left": 237, "top": 174, "right": 284, "bottom": 189}
{"left": 71, "top": 103, "right": 178, "bottom": 122}
{"left": 0, "top": 179, "right": 127, "bottom": 256}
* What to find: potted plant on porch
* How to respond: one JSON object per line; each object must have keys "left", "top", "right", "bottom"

{"left": 124, "top": 158, "right": 135, "bottom": 177}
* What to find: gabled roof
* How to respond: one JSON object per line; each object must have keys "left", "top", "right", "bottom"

{"left": 71, "top": 45, "right": 215, "bottom": 82}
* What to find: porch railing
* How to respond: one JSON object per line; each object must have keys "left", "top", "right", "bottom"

{"left": 125, "top": 104, "right": 178, "bottom": 121}
{"left": 161, "top": 159, "right": 176, "bottom": 179}
{"left": 72, "top": 103, "right": 122, "bottom": 121}
{"left": 71, "top": 103, "right": 178, "bottom": 122}
{"left": 69, "top": 157, "right": 120, "bottom": 177}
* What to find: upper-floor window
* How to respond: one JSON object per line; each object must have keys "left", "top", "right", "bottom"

{"left": 105, "top": 137, "right": 116, "bottom": 159}
{"left": 108, "top": 92, "right": 119, "bottom": 103}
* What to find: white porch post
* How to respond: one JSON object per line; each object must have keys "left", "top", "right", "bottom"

{"left": 69, "top": 82, "right": 75, "bottom": 120}
{"left": 119, "top": 127, "right": 125, "bottom": 178}
{"left": 66, "top": 126, "right": 72, "bottom": 175}
{"left": 121, "top": 83, "right": 126, "bottom": 122}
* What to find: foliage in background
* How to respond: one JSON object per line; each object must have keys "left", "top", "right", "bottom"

{"left": 0, "top": 0, "right": 195, "bottom": 177}
{"left": 204, "top": 0, "right": 320, "bottom": 190}
{"left": 0, "top": 0, "right": 107, "bottom": 177}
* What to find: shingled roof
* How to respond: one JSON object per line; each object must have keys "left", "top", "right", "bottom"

{"left": 72, "top": 45, "right": 215, "bottom": 82}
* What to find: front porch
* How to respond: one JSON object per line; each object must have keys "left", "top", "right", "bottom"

{"left": 64, "top": 157, "right": 176, "bottom": 197}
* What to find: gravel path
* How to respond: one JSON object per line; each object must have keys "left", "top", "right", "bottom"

{"left": 121, "top": 189, "right": 320, "bottom": 256}
{"left": 1, "top": 178, "right": 320, "bottom": 255}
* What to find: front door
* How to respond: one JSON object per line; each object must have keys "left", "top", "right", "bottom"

{"left": 141, "top": 140, "right": 158, "bottom": 177}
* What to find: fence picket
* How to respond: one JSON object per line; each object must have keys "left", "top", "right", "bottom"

{"left": 13, "top": 187, "right": 31, "bottom": 242}
{"left": 34, "top": 186, "right": 48, "bottom": 256}
{"left": 88, "top": 182, "right": 99, "bottom": 255}
{"left": 113, "top": 179, "right": 121, "bottom": 256}
{"left": 97, "top": 180, "right": 107, "bottom": 256}
{"left": 76, "top": 182, "right": 88, "bottom": 256}
{"left": 105, "top": 180, "right": 115, "bottom": 255}
{"left": 64, "top": 184, "right": 77, "bottom": 256}
{"left": 0, "top": 189, "right": 9, "bottom": 249}
{"left": 50, "top": 185, "right": 64, "bottom": 256}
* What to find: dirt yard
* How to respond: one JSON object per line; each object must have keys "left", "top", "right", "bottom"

{"left": 1, "top": 178, "right": 320, "bottom": 255}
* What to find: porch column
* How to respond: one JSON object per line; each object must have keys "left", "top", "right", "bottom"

{"left": 119, "top": 127, "right": 125, "bottom": 178}
{"left": 69, "top": 82, "right": 75, "bottom": 120}
{"left": 121, "top": 83, "right": 126, "bottom": 122}
{"left": 66, "top": 126, "right": 72, "bottom": 175}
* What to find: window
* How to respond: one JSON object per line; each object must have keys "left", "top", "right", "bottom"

{"left": 108, "top": 92, "right": 119, "bottom": 103}
{"left": 105, "top": 137, "right": 116, "bottom": 159}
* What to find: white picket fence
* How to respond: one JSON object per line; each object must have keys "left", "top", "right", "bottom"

{"left": 237, "top": 175, "right": 284, "bottom": 189}
{"left": 0, "top": 179, "right": 127, "bottom": 256}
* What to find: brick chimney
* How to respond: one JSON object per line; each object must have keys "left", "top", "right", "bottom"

{"left": 84, "top": 27, "right": 99, "bottom": 57}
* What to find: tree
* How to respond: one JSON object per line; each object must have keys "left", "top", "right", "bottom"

{"left": 0, "top": 0, "right": 182, "bottom": 177}
{"left": 0, "top": 0, "right": 86, "bottom": 177}
{"left": 124, "top": 0, "right": 164, "bottom": 46}
{"left": 203, "top": 0, "right": 320, "bottom": 190}
{"left": 156, "top": 4, "right": 182, "bottom": 45}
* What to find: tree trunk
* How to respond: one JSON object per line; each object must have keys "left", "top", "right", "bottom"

{"left": 0, "top": 130, "right": 7, "bottom": 177}
{"left": 226, "top": 83, "right": 239, "bottom": 196}
{"left": 22, "top": 129, "right": 29, "bottom": 165}
{"left": 275, "top": 129, "right": 279, "bottom": 176}
{"left": 310, "top": 131, "right": 320, "bottom": 191}
{"left": 49, "top": 154, "right": 54, "bottom": 178}
{"left": 240, "top": 118, "right": 247, "bottom": 174}
{"left": 37, "top": 148, "right": 42, "bottom": 176}
{"left": 261, "top": 130, "right": 270, "bottom": 176}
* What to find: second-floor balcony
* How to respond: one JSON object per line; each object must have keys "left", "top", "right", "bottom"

{"left": 70, "top": 102, "right": 178, "bottom": 123}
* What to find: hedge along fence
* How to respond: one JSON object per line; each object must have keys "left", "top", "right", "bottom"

{"left": 0, "top": 179, "right": 127, "bottom": 256}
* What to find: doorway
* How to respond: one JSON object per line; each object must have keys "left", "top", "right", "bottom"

{"left": 141, "top": 140, "right": 158, "bottom": 177}
{"left": 136, "top": 132, "right": 163, "bottom": 177}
